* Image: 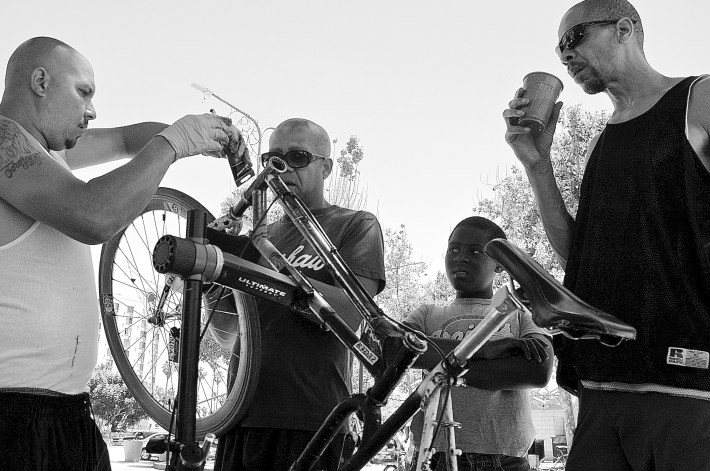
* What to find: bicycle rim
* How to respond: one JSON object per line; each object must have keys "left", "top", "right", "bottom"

{"left": 98, "top": 187, "right": 261, "bottom": 438}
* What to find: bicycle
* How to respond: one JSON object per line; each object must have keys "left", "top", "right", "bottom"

{"left": 99, "top": 85, "right": 266, "bottom": 441}
{"left": 99, "top": 155, "right": 636, "bottom": 470}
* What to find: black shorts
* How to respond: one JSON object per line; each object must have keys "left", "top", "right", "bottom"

{"left": 566, "top": 387, "right": 710, "bottom": 471}
{"left": 0, "top": 390, "right": 111, "bottom": 471}
{"left": 214, "top": 427, "right": 353, "bottom": 471}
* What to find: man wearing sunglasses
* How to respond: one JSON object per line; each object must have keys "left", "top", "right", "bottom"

{"left": 503, "top": 0, "right": 710, "bottom": 470}
{"left": 213, "top": 118, "right": 386, "bottom": 471}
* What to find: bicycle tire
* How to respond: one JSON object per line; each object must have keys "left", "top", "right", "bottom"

{"left": 98, "top": 187, "right": 261, "bottom": 438}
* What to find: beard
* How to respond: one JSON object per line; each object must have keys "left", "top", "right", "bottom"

{"left": 63, "top": 128, "right": 85, "bottom": 150}
{"left": 583, "top": 77, "right": 606, "bottom": 94}
{"left": 63, "top": 137, "right": 78, "bottom": 150}
{"left": 579, "top": 68, "right": 606, "bottom": 94}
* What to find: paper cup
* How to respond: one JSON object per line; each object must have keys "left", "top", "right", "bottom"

{"left": 520, "top": 72, "right": 563, "bottom": 132}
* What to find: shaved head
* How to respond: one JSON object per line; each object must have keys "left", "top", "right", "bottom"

{"left": 5, "top": 37, "right": 84, "bottom": 91}
{"left": 564, "top": 0, "right": 644, "bottom": 51}
{"left": 267, "top": 118, "right": 332, "bottom": 209}
{"left": 1, "top": 37, "right": 96, "bottom": 151}
{"left": 272, "top": 118, "right": 331, "bottom": 158}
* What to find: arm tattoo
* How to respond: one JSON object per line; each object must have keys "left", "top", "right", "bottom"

{"left": 0, "top": 119, "right": 43, "bottom": 179}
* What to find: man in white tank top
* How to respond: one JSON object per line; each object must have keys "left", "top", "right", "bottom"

{"left": 0, "top": 37, "right": 245, "bottom": 470}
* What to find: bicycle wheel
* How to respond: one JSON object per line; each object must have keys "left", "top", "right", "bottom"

{"left": 99, "top": 187, "right": 261, "bottom": 438}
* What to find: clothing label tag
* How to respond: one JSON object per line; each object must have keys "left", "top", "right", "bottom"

{"left": 666, "top": 347, "right": 709, "bottom": 369}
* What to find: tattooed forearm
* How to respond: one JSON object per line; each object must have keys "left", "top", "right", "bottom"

{"left": 0, "top": 117, "right": 44, "bottom": 179}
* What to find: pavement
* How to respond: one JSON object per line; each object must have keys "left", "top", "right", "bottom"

{"left": 108, "top": 445, "right": 386, "bottom": 471}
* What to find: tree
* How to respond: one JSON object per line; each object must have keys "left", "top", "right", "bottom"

{"left": 326, "top": 136, "right": 367, "bottom": 210}
{"left": 425, "top": 271, "right": 456, "bottom": 307}
{"left": 477, "top": 104, "right": 608, "bottom": 276}
{"left": 475, "top": 103, "right": 609, "bottom": 446}
{"left": 351, "top": 225, "right": 431, "bottom": 419}
{"left": 89, "top": 363, "right": 148, "bottom": 435}
{"left": 378, "top": 225, "right": 429, "bottom": 321}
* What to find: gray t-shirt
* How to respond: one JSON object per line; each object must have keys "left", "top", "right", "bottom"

{"left": 239, "top": 204, "right": 386, "bottom": 431}
{"left": 405, "top": 297, "right": 544, "bottom": 457}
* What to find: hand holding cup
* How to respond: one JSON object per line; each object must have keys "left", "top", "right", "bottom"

{"left": 503, "top": 72, "right": 564, "bottom": 173}
{"left": 519, "top": 72, "right": 564, "bottom": 132}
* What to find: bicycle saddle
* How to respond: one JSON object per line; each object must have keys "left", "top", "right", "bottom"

{"left": 484, "top": 239, "right": 636, "bottom": 346}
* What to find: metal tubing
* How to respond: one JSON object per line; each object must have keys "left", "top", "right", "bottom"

{"left": 175, "top": 210, "right": 206, "bottom": 449}
{"left": 289, "top": 395, "right": 367, "bottom": 471}
{"left": 229, "top": 158, "right": 286, "bottom": 219}
{"left": 340, "top": 392, "right": 423, "bottom": 471}
{"left": 450, "top": 286, "right": 520, "bottom": 366}
{"left": 265, "top": 175, "right": 387, "bottom": 328}
{"left": 368, "top": 333, "right": 426, "bottom": 404}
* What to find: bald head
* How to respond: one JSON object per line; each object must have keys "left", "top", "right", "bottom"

{"left": 271, "top": 118, "right": 331, "bottom": 158}
{"left": 1, "top": 37, "right": 96, "bottom": 151}
{"left": 267, "top": 118, "right": 333, "bottom": 209}
{"left": 5, "top": 37, "right": 85, "bottom": 90}
{"left": 563, "top": 0, "right": 644, "bottom": 51}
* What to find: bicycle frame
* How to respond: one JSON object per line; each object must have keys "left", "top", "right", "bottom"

{"left": 151, "top": 158, "right": 635, "bottom": 470}
{"left": 417, "top": 383, "right": 458, "bottom": 471}
{"left": 152, "top": 159, "right": 531, "bottom": 471}
{"left": 153, "top": 159, "right": 425, "bottom": 468}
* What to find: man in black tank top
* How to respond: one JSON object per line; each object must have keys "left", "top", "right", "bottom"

{"left": 502, "top": 1, "right": 710, "bottom": 470}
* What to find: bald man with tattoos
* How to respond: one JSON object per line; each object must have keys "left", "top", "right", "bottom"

{"left": 0, "top": 36, "right": 241, "bottom": 470}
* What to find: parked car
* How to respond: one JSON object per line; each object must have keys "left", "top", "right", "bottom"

{"left": 125, "top": 430, "right": 157, "bottom": 441}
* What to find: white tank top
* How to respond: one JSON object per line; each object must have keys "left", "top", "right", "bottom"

{"left": 0, "top": 150, "right": 98, "bottom": 394}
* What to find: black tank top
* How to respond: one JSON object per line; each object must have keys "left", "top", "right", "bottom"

{"left": 558, "top": 76, "right": 710, "bottom": 392}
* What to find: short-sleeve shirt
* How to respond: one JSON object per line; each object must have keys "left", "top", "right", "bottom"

{"left": 239, "top": 204, "right": 385, "bottom": 431}
{"left": 405, "top": 298, "right": 544, "bottom": 457}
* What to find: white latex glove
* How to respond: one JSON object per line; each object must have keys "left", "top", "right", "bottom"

{"left": 206, "top": 116, "right": 249, "bottom": 162}
{"left": 158, "top": 114, "right": 229, "bottom": 161}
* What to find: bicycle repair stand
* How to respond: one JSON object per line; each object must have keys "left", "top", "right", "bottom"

{"left": 164, "top": 209, "right": 215, "bottom": 471}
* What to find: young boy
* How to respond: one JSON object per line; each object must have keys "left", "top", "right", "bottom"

{"left": 405, "top": 216, "right": 553, "bottom": 471}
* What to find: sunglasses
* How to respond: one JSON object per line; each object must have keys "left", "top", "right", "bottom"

{"left": 557, "top": 18, "right": 636, "bottom": 53}
{"left": 260, "top": 150, "right": 327, "bottom": 169}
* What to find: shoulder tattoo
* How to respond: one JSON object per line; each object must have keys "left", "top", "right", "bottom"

{"left": 0, "top": 119, "right": 43, "bottom": 179}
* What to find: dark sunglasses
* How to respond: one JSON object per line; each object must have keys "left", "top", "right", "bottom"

{"left": 557, "top": 18, "right": 636, "bottom": 53}
{"left": 261, "top": 150, "right": 327, "bottom": 169}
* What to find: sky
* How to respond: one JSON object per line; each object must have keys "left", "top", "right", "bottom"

{"left": 1, "top": 0, "right": 707, "bottom": 278}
